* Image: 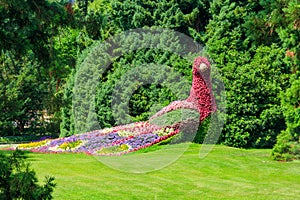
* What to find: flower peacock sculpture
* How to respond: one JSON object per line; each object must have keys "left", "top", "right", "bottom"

{"left": 16, "top": 57, "right": 216, "bottom": 155}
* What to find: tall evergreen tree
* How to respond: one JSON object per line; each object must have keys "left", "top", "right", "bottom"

{"left": 0, "top": 0, "right": 69, "bottom": 136}
{"left": 204, "top": 0, "right": 289, "bottom": 148}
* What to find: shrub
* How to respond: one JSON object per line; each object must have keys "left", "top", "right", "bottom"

{"left": 272, "top": 130, "right": 300, "bottom": 161}
{"left": 0, "top": 150, "right": 56, "bottom": 200}
{"left": 272, "top": 75, "right": 300, "bottom": 161}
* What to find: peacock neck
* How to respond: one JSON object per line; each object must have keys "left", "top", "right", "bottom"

{"left": 187, "top": 68, "right": 216, "bottom": 122}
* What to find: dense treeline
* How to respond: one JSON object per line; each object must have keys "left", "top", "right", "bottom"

{"left": 0, "top": 0, "right": 299, "bottom": 160}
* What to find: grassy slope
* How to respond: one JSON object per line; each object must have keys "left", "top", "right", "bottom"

{"left": 25, "top": 144, "right": 300, "bottom": 200}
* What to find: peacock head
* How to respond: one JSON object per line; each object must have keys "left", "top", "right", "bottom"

{"left": 192, "top": 57, "right": 211, "bottom": 76}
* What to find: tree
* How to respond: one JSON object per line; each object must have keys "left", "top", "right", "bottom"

{"left": 220, "top": 45, "right": 288, "bottom": 148}
{"left": 245, "top": 0, "right": 300, "bottom": 158}
{"left": 0, "top": 0, "right": 70, "bottom": 136}
{"left": 204, "top": 0, "right": 290, "bottom": 148}
{"left": 0, "top": 51, "right": 48, "bottom": 135}
{"left": 111, "top": 0, "right": 210, "bottom": 35}
{"left": 272, "top": 75, "right": 300, "bottom": 161}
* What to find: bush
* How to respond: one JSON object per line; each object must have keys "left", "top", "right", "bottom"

{"left": 0, "top": 150, "right": 56, "bottom": 200}
{"left": 271, "top": 130, "right": 300, "bottom": 161}
{"left": 272, "top": 75, "right": 300, "bottom": 161}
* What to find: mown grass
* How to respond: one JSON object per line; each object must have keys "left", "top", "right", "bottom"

{"left": 7, "top": 144, "right": 300, "bottom": 200}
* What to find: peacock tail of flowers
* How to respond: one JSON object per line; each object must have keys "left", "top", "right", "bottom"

{"left": 16, "top": 121, "right": 181, "bottom": 156}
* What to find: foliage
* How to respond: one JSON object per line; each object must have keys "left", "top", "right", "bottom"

{"left": 246, "top": 0, "right": 300, "bottom": 159}
{"left": 281, "top": 75, "right": 300, "bottom": 138}
{"left": 0, "top": 0, "right": 68, "bottom": 58}
{"left": 60, "top": 70, "right": 76, "bottom": 138}
{"left": 205, "top": 0, "right": 298, "bottom": 149}
{"left": 74, "top": 0, "right": 113, "bottom": 40}
{"left": 96, "top": 53, "right": 191, "bottom": 128}
{"left": 272, "top": 74, "right": 300, "bottom": 160}
{"left": 0, "top": 0, "right": 69, "bottom": 136}
{"left": 0, "top": 150, "right": 56, "bottom": 200}
{"left": 110, "top": 0, "right": 210, "bottom": 35}
{"left": 0, "top": 51, "right": 47, "bottom": 135}
{"left": 220, "top": 45, "right": 288, "bottom": 148}
{"left": 271, "top": 130, "right": 300, "bottom": 161}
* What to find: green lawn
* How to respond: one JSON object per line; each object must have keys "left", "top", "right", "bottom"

{"left": 16, "top": 144, "right": 300, "bottom": 199}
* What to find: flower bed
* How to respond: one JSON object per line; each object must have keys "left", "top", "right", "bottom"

{"left": 17, "top": 139, "right": 51, "bottom": 149}
{"left": 16, "top": 122, "right": 179, "bottom": 156}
